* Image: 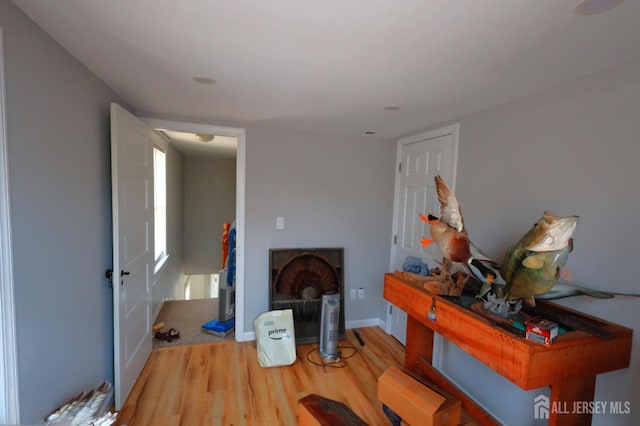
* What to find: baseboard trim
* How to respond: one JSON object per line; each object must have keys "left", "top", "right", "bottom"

{"left": 152, "top": 298, "right": 167, "bottom": 323}
{"left": 240, "top": 331, "right": 256, "bottom": 342}
{"left": 238, "top": 317, "right": 386, "bottom": 342}
{"left": 346, "top": 318, "right": 384, "bottom": 329}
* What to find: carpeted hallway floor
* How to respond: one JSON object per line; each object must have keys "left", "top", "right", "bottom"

{"left": 152, "top": 298, "right": 235, "bottom": 349}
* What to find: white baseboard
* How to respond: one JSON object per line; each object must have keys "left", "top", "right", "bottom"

{"left": 240, "top": 331, "right": 256, "bottom": 342}
{"left": 152, "top": 298, "right": 167, "bottom": 323}
{"left": 237, "top": 317, "right": 386, "bottom": 342}
{"left": 346, "top": 318, "right": 384, "bottom": 329}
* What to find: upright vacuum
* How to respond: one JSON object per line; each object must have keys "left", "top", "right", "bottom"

{"left": 202, "top": 222, "right": 236, "bottom": 336}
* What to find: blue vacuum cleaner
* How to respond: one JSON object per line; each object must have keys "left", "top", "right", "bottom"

{"left": 201, "top": 279, "right": 235, "bottom": 336}
{"left": 202, "top": 224, "right": 236, "bottom": 337}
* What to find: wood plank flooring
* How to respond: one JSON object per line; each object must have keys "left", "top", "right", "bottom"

{"left": 116, "top": 326, "right": 405, "bottom": 426}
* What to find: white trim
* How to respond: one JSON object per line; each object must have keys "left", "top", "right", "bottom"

{"left": 385, "top": 124, "right": 460, "bottom": 339}
{"left": 234, "top": 130, "right": 247, "bottom": 342}
{"left": 152, "top": 298, "right": 167, "bottom": 323}
{"left": 346, "top": 318, "right": 384, "bottom": 329}
{"left": 242, "top": 331, "right": 256, "bottom": 342}
{"left": 141, "top": 118, "right": 247, "bottom": 342}
{"left": 153, "top": 253, "right": 169, "bottom": 276}
{"left": 0, "top": 28, "right": 20, "bottom": 425}
{"left": 241, "top": 317, "right": 387, "bottom": 343}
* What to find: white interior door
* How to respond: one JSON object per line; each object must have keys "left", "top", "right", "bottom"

{"left": 110, "top": 103, "right": 155, "bottom": 408}
{"left": 387, "top": 124, "right": 459, "bottom": 345}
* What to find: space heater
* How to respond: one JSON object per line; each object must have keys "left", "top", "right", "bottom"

{"left": 319, "top": 292, "right": 340, "bottom": 360}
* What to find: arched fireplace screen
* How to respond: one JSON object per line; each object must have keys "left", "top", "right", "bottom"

{"left": 269, "top": 248, "right": 345, "bottom": 345}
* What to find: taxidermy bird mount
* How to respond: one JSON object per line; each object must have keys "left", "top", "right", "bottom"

{"left": 420, "top": 175, "right": 502, "bottom": 288}
{"left": 420, "top": 176, "right": 579, "bottom": 316}
{"left": 418, "top": 175, "right": 640, "bottom": 317}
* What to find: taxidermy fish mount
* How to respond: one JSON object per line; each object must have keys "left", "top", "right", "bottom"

{"left": 420, "top": 176, "right": 574, "bottom": 316}
{"left": 485, "top": 211, "right": 578, "bottom": 316}
{"left": 420, "top": 176, "right": 640, "bottom": 317}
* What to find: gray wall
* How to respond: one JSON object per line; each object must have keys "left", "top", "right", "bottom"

{"left": 0, "top": 3, "right": 126, "bottom": 423}
{"left": 243, "top": 125, "right": 396, "bottom": 327}
{"left": 151, "top": 141, "right": 185, "bottom": 312}
{"left": 183, "top": 155, "right": 236, "bottom": 275}
{"left": 1, "top": 4, "right": 396, "bottom": 418}
{"left": 6, "top": 1, "right": 637, "bottom": 424}
{"left": 423, "top": 59, "right": 640, "bottom": 425}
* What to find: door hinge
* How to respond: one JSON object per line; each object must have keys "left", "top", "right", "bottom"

{"left": 389, "top": 305, "right": 393, "bottom": 315}
{"left": 398, "top": 162, "right": 402, "bottom": 173}
{"left": 393, "top": 235, "right": 397, "bottom": 244}
{"left": 105, "top": 269, "right": 113, "bottom": 288}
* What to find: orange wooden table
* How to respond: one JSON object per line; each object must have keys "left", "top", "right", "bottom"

{"left": 383, "top": 273, "right": 633, "bottom": 426}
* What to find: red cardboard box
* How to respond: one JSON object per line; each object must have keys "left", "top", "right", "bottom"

{"left": 526, "top": 319, "right": 559, "bottom": 346}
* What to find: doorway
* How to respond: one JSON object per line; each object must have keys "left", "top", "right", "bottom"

{"left": 142, "top": 118, "right": 247, "bottom": 343}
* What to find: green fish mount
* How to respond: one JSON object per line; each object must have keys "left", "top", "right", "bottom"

{"left": 484, "top": 211, "right": 579, "bottom": 317}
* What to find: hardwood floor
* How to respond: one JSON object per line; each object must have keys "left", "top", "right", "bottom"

{"left": 116, "top": 326, "right": 405, "bottom": 425}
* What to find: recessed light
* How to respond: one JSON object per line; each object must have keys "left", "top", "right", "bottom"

{"left": 365, "top": 131, "right": 376, "bottom": 135}
{"left": 384, "top": 105, "right": 401, "bottom": 111}
{"left": 575, "top": 0, "right": 623, "bottom": 15}
{"left": 193, "top": 76, "right": 216, "bottom": 85}
{"left": 195, "top": 133, "right": 215, "bottom": 142}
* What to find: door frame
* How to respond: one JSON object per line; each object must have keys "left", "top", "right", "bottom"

{"left": 385, "top": 124, "right": 459, "bottom": 347}
{"left": 142, "top": 118, "right": 247, "bottom": 342}
{"left": 0, "top": 28, "right": 20, "bottom": 425}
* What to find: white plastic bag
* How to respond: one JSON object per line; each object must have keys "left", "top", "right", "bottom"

{"left": 254, "top": 309, "right": 296, "bottom": 367}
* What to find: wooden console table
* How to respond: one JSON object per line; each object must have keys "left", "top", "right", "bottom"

{"left": 384, "top": 273, "right": 633, "bottom": 426}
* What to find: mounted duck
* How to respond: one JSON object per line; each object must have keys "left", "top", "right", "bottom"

{"left": 420, "top": 175, "right": 500, "bottom": 286}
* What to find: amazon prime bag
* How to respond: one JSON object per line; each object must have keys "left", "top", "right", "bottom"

{"left": 254, "top": 309, "right": 296, "bottom": 367}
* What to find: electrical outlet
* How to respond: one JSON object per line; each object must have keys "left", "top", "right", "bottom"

{"left": 349, "top": 289, "right": 356, "bottom": 300}
{"left": 357, "top": 287, "right": 365, "bottom": 300}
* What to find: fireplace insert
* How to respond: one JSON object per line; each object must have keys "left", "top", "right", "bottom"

{"left": 269, "top": 247, "right": 345, "bottom": 344}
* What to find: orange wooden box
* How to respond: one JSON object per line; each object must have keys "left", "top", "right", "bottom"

{"left": 377, "top": 366, "right": 461, "bottom": 426}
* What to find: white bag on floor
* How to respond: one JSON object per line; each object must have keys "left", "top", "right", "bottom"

{"left": 254, "top": 309, "right": 296, "bottom": 367}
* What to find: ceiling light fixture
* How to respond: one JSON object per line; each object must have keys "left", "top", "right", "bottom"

{"left": 195, "top": 133, "right": 215, "bottom": 142}
{"left": 193, "top": 76, "right": 216, "bottom": 85}
{"left": 575, "top": 0, "right": 623, "bottom": 15}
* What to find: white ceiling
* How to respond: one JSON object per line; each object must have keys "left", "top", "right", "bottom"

{"left": 160, "top": 130, "right": 237, "bottom": 158}
{"left": 12, "top": 0, "right": 640, "bottom": 139}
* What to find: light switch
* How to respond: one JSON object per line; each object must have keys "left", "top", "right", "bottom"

{"left": 276, "top": 217, "right": 285, "bottom": 230}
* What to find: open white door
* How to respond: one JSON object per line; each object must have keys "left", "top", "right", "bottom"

{"left": 110, "top": 103, "right": 155, "bottom": 408}
{"left": 387, "top": 124, "right": 459, "bottom": 345}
